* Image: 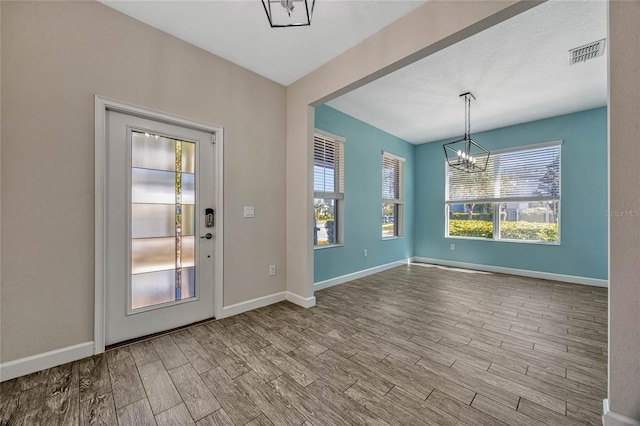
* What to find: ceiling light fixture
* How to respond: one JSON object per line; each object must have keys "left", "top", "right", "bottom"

{"left": 443, "top": 92, "right": 490, "bottom": 173}
{"left": 261, "top": 0, "right": 315, "bottom": 28}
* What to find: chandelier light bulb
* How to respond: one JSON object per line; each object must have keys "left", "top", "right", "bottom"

{"left": 281, "top": 0, "right": 295, "bottom": 16}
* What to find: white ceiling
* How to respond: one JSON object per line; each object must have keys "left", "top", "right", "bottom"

{"left": 327, "top": 0, "right": 608, "bottom": 144}
{"left": 100, "top": 0, "right": 607, "bottom": 144}
{"left": 99, "top": 0, "right": 427, "bottom": 86}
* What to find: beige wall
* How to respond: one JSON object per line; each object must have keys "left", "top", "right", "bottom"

{"left": 0, "top": 1, "right": 286, "bottom": 363}
{"left": 608, "top": 0, "right": 640, "bottom": 420}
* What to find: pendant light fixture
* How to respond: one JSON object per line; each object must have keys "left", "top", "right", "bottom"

{"left": 262, "top": 0, "right": 315, "bottom": 27}
{"left": 443, "top": 92, "right": 490, "bottom": 173}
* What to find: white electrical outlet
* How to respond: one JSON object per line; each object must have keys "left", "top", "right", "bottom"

{"left": 363, "top": 249, "right": 368, "bottom": 257}
{"left": 450, "top": 244, "right": 455, "bottom": 250}
{"left": 269, "top": 265, "right": 276, "bottom": 276}
{"left": 244, "top": 206, "right": 255, "bottom": 218}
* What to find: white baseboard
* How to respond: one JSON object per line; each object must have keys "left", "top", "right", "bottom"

{"left": 411, "top": 257, "right": 608, "bottom": 288}
{"left": 603, "top": 399, "right": 640, "bottom": 426}
{"left": 221, "top": 292, "right": 287, "bottom": 318}
{"left": 0, "top": 341, "right": 94, "bottom": 382}
{"left": 220, "top": 289, "right": 316, "bottom": 318}
{"left": 314, "top": 259, "right": 409, "bottom": 291}
{"left": 285, "top": 291, "right": 316, "bottom": 308}
{"left": 2, "top": 290, "right": 315, "bottom": 382}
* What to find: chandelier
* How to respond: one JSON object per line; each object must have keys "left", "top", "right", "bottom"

{"left": 443, "top": 92, "right": 490, "bottom": 173}
{"left": 262, "top": 0, "right": 315, "bottom": 28}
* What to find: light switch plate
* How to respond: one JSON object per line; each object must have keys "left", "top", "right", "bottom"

{"left": 244, "top": 206, "right": 255, "bottom": 218}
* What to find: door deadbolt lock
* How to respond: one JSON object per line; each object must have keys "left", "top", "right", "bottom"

{"left": 205, "top": 208, "right": 214, "bottom": 227}
{"left": 201, "top": 233, "right": 213, "bottom": 240}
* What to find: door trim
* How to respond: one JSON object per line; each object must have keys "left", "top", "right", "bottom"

{"left": 94, "top": 96, "right": 224, "bottom": 354}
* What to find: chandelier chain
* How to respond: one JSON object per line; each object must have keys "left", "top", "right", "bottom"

{"left": 465, "top": 94, "right": 471, "bottom": 140}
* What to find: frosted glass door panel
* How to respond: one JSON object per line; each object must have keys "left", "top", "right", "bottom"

{"left": 132, "top": 132, "right": 176, "bottom": 171}
{"left": 181, "top": 267, "right": 195, "bottom": 299}
{"left": 182, "top": 142, "right": 196, "bottom": 174}
{"left": 132, "top": 168, "right": 176, "bottom": 204}
{"left": 182, "top": 236, "right": 195, "bottom": 268}
{"left": 180, "top": 205, "right": 195, "bottom": 236}
{"left": 129, "top": 134, "right": 198, "bottom": 311}
{"left": 132, "top": 204, "right": 175, "bottom": 238}
{"left": 182, "top": 173, "right": 195, "bottom": 205}
{"left": 132, "top": 237, "right": 176, "bottom": 274}
{"left": 131, "top": 269, "right": 176, "bottom": 310}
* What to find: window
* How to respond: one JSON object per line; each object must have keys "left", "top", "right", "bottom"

{"left": 314, "top": 131, "right": 345, "bottom": 246}
{"left": 446, "top": 141, "right": 561, "bottom": 244}
{"left": 382, "top": 151, "right": 405, "bottom": 238}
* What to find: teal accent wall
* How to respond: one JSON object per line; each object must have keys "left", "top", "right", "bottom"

{"left": 415, "top": 107, "right": 608, "bottom": 280}
{"left": 314, "top": 105, "right": 415, "bottom": 283}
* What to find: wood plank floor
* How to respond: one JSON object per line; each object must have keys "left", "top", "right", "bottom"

{"left": 0, "top": 264, "right": 608, "bottom": 425}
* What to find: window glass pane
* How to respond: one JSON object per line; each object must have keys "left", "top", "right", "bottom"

{"left": 313, "top": 134, "right": 344, "bottom": 196}
{"left": 181, "top": 173, "right": 195, "bottom": 205}
{"left": 180, "top": 204, "right": 195, "bottom": 236}
{"left": 182, "top": 236, "right": 195, "bottom": 268}
{"left": 496, "top": 147, "right": 560, "bottom": 199}
{"left": 132, "top": 204, "right": 175, "bottom": 238}
{"left": 132, "top": 132, "right": 176, "bottom": 171}
{"left": 131, "top": 269, "right": 176, "bottom": 310}
{"left": 132, "top": 168, "right": 176, "bottom": 204}
{"left": 180, "top": 267, "right": 195, "bottom": 300}
{"left": 382, "top": 158, "right": 401, "bottom": 200}
{"left": 382, "top": 202, "right": 396, "bottom": 238}
{"left": 313, "top": 164, "right": 335, "bottom": 193}
{"left": 446, "top": 165, "right": 495, "bottom": 203}
{"left": 499, "top": 201, "right": 559, "bottom": 242}
{"left": 446, "top": 143, "right": 561, "bottom": 203}
{"left": 181, "top": 142, "right": 196, "bottom": 174}
{"left": 131, "top": 237, "right": 176, "bottom": 274}
{"left": 313, "top": 198, "right": 337, "bottom": 245}
{"left": 448, "top": 203, "right": 494, "bottom": 239}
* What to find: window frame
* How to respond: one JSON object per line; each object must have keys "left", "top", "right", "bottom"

{"left": 313, "top": 129, "right": 346, "bottom": 248}
{"left": 382, "top": 151, "right": 405, "bottom": 239}
{"left": 445, "top": 140, "right": 562, "bottom": 245}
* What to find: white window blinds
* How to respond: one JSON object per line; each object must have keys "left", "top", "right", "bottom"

{"left": 446, "top": 141, "right": 561, "bottom": 203}
{"left": 382, "top": 152, "right": 404, "bottom": 203}
{"left": 314, "top": 133, "right": 344, "bottom": 199}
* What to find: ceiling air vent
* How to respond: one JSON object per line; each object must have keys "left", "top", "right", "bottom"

{"left": 569, "top": 38, "right": 606, "bottom": 65}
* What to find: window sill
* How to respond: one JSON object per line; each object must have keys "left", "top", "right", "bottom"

{"left": 382, "top": 236, "right": 404, "bottom": 241}
{"left": 314, "top": 243, "right": 344, "bottom": 250}
{"left": 445, "top": 235, "right": 560, "bottom": 246}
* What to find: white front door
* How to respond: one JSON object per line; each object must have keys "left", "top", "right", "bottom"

{"left": 105, "top": 110, "right": 216, "bottom": 345}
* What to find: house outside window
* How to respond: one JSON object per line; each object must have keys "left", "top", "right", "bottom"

{"left": 446, "top": 141, "right": 561, "bottom": 244}
{"left": 314, "top": 131, "right": 345, "bottom": 247}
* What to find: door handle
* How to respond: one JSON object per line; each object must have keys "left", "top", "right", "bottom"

{"left": 200, "top": 233, "right": 213, "bottom": 240}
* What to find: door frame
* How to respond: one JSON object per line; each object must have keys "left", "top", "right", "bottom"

{"left": 94, "top": 95, "right": 224, "bottom": 354}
